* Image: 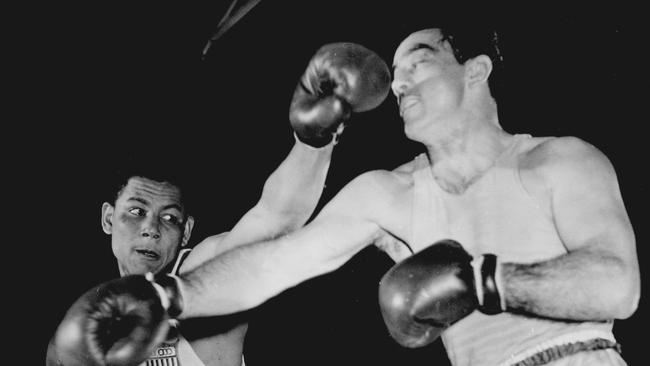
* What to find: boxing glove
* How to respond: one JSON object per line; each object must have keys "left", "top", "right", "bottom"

{"left": 289, "top": 42, "right": 391, "bottom": 147}
{"left": 48, "top": 273, "right": 182, "bottom": 366}
{"left": 377, "top": 239, "right": 504, "bottom": 348}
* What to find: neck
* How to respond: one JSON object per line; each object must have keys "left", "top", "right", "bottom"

{"left": 424, "top": 120, "right": 514, "bottom": 194}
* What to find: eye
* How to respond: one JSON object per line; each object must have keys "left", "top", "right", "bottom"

{"left": 161, "top": 213, "right": 181, "bottom": 225}
{"left": 412, "top": 49, "right": 435, "bottom": 68}
{"left": 413, "top": 55, "right": 430, "bottom": 67}
{"left": 129, "top": 207, "right": 146, "bottom": 216}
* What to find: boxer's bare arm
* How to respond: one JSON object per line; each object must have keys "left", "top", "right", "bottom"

{"left": 178, "top": 170, "right": 394, "bottom": 318}
{"left": 504, "top": 136, "right": 639, "bottom": 321}
{"left": 180, "top": 139, "right": 334, "bottom": 272}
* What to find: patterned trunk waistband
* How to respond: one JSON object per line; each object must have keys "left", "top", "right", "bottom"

{"left": 510, "top": 338, "right": 621, "bottom": 366}
{"left": 497, "top": 330, "right": 620, "bottom": 366}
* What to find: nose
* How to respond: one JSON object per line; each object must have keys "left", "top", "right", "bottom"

{"left": 391, "top": 68, "right": 412, "bottom": 100}
{"left": 141, "top": 217, "right": 161, "bottom": 240}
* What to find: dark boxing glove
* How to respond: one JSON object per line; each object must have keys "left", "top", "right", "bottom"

{"left": 377, "top": 239, "right": 504, "bottom": 348}
{"left": 48, "top": 273, "right": 182, "bottom": 366}
{"left": 289, "top": 42, "right": 391, "bottom": 147}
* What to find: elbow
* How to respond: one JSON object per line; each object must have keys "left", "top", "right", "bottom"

{"left": 258, "top": 184, "right": 318, "bottom": 228}
{"left": 613, "top": 274, "right": 640, "bottom": 320}
{"left": 256, "top": 202, "right": 313, "bottom": 235}
{"left": 604, "top": 261, "right": 640, "bottom": 320}
{"left": 278, "top": 212, "right": 310, "bottom": 233}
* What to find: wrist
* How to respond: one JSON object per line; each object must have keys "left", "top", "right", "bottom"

{"left": 294, "top": 131, "right": 336, "bottom": 148}
{"left": 471, "top": 254, "right": 505, "bottom": 315}
{"left": 145, "top": 272, "right": 184, "bottom": 318}
{"left": 293, "top": 131, "right": 336, "bottom": 149}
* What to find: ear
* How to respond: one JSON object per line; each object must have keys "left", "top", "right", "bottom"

{"left": 181, "top": 215, "right": 195, "bottom": 247}
{"left": 101, "top": 202, "right": 114, "bottom": 235}
{"left": 465, "top": 54, "right": 493, "bottom": 87}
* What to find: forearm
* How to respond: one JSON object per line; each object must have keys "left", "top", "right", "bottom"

{"left": 178, "top": 241, "right": 277, "bottom": 317}
{"left": 503, "top": 248, "right": 639, "bottom": 321}
{"left": 184, "top": 138, "right": 334, "bottom": 272}
{"left": 257, "top": 136, "right": 334, "bottom": 229}
{"left": 177, "top": 214, "right": 381, "bottom": 318}
{"left": 178, "top": 237, "right": 333, "bottom": 318}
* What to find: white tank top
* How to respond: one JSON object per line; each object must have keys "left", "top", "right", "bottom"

{"left": 408, "top": 134, "right": 615, "bottom": 366}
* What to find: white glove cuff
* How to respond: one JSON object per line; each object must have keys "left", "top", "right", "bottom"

{"left": 145, "top": 272, "right": 171, "bottom": 311}
{"left": 293, "top": 131, "right": 338, "bottom": 149}
{"left": 471, "top": 256, "right": 486, "bottom": 307}
{"left": 471, "top": 255, "right": 506, "bottom": 314}
{"left": 494, "top": 257, "right": 506, "bottom": 312}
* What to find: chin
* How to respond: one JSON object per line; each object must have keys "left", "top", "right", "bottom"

{"left": 128, "top": 263, "right": 161, "bottom": 276}
{"left": 403, "top": 119, "right": 426, "bottom": 142}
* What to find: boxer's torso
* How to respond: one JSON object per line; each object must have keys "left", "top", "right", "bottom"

{"left": 371, "top": 134, "right": 615, "bottom": 366}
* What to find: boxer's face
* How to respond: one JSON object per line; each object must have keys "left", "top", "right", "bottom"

{"left": 102, "top": 176, "right": 193, "bottom": 276}
{"left": 391, "top": 28, "right": 465, "bottom": 139}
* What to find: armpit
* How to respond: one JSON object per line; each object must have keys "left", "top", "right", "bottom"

{"left": 374, "top": 231, "right": 413, "bottom": 263}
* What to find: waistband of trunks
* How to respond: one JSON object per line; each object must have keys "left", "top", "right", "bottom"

{"left": 498, "top": 330, "right": 620, "bottom": 366}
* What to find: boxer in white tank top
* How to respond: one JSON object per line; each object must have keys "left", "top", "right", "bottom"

{"left": 405, "top": 135, "right": 622, "bottom": 365}
{"left": 155, "top": 28, "right": 638, "bottom": 366}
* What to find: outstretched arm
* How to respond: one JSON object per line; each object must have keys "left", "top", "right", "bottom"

{"left": 182, "top": 41, "right": 391, "bottom": 271}
{"left": 181, "top": 138, "right": 334, "bottom": 271}
{"left": 504, "top": 137, "right": 640, "bottom": 321}
{"left": 178, "top": 171, "right": 390, "bottom": 317}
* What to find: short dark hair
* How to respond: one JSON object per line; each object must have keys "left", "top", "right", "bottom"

{"left": 105, "top": 153, "right": 195, "bottom": 216}
{"left": 439, "top": 27, "right": 504, "bottom": 102}
{"left": 394, "top": 23, "right": 505, "bottom": 102}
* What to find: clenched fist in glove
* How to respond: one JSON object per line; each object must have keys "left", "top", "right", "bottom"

{"left": 290, "top": 42, "right": 391, "bottom": 147}
{"left": 46, "top": 273, "right": 182, "bottom": 366}
{"left": 378, "top": 239, "right": 505, "bottom": 348}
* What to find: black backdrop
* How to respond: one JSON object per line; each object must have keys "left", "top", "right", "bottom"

{"left": 17, "top": 2, "right": 642, "bottom": 365}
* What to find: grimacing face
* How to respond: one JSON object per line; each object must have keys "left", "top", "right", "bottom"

{"left": 101, "top": 176, "right": 194, "bottom": 276}
{"left": 391, "top": 29, "right": 466, "bottom": 138}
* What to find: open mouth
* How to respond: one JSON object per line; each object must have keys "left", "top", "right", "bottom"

{"left": 135, "top": 249, "right": 160, "bottom": 260}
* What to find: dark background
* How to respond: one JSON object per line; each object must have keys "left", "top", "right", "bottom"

{"left": 15, "top": 2, "right": 641, "bottom": 365}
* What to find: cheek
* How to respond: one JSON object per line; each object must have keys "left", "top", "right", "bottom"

{"left": 423, "top": 76, "right": 463, "bottom": 109}
{"left": 420, "top": 81, "right": 451, "bottom": 110}
{"left": 116, "top": 213, "right": 141, "bottom": 231}
{"left": 111, "top": 232, "right": 130, "bottom": 262}
{"left": 111, "top": 216, "right": 140, "bottom": 248}
{"left": 161, "top": 225, "right": 184, "bottom": 248}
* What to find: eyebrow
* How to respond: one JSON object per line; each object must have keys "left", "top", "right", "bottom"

{"left": 127, "top": 197, "right": 149, "bottom": 206}
{"left": 393, "top": 43, "right": 437, "bottom": 68}
{"left": 127, "top": 197, "right": 182, "bottom": 212}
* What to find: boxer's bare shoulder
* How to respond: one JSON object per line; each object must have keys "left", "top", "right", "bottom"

{"left": 340, "top": 167, "right": 412, "bottom": 210}
{"left": 336, "top": 167, "right": 414, "bottom": 240}
{"left": 310, "top": 167, "right": 414, "bottom": 249}
{"left": 517, "top": 136, "right": 613, "bottom": 212}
